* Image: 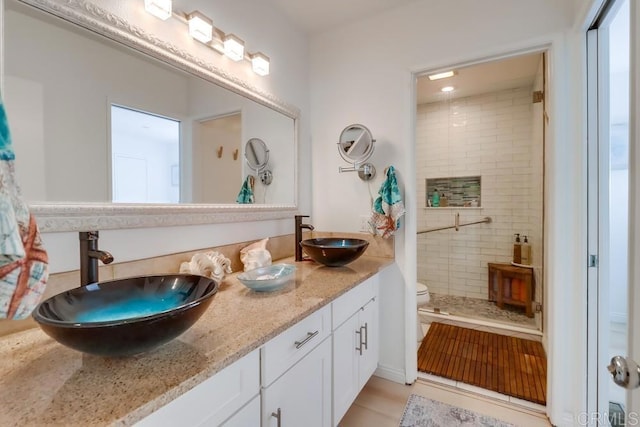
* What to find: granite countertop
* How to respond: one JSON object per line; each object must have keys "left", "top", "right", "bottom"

{"left": 0, "top": 255, "right": 393, "bottom": 427}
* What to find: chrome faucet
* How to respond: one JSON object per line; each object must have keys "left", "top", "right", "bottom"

{"left": 79, "top": 231, "right": 114, "bottom": 286}
{"left": 295, "top": 215, "right": 314, "bottom": 261}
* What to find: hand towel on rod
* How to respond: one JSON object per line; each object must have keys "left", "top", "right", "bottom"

{"left": 0, "top": 98, "right": 49, "bottom": 319}
{"left": 370, "top": 165, "right": 405, "bottom": 238}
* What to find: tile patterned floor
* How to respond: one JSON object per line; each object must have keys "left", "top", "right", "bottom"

{"left": 419, "top": 292, "right": 537, "bottom": 329}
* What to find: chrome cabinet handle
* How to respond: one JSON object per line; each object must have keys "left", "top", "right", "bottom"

{"left": 294, "top": 330, "right": 319, "bottom": 349}
{"left": 355, "top": 329, "right": 363, "bottom": 355}
{"left": 271, "top": 408, "right": 282, "bottom": 427}
{"left": 361, "top": 322, "right": 368, "bottom": 350}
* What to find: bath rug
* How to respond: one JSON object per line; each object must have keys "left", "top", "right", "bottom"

{"left": 399, "top": 394, "right": 515, "bottom": 427}
{"left": 418, "top": 322, "right": 546, "bottom": 405}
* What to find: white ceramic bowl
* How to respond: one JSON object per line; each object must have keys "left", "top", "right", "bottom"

{"left": 237, "top": 264, "right": 296, "bottom": 292}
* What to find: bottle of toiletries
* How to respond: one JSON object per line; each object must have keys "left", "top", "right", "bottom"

{"left": 432, "top": 189, "right": 440, "bottom": 207}
{"left": 521, "top": 235, "right": 531, "bottom": 265}
{"left": 440, "top": 192, "right": 448, "bottom": 207}
{"left": 513, "top": 234, "right": 522, "bottom": 264}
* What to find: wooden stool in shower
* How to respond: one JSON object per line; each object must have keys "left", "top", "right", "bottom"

{"left": 488, "top": 262, "right": 535, "bottom": 318}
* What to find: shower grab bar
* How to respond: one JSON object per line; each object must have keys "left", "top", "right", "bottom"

{"left": 417, "top": 213, "right": 492, "bottom": 235}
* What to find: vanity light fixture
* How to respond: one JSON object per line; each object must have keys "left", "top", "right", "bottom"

{"left": 144, "top": 0, "right": 172, "bottom": 20}
{"left": 223, "top": 34, "right": 245, "bottom": 61}
{"left": 251, "top": 52, "right": 270, "bottom": 76}
{"left": 428, "top": 70, "right": 455, "bottom": 80}
{"left": 441, "top": 86, "right": 455, "bottom": 92}
{"left": 142, "top": 1, "right": 269, "bottom": 76}
{"left": 188, "top": 11, "right": 213, "bottom": 43}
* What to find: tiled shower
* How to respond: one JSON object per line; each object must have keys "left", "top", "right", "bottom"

{"left": 416, "top": 78, "right": 544, "bottom": 327}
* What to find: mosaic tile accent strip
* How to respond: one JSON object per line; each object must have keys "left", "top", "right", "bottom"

{"left": 426, "top": 176, "right": 481, "bottom": 207}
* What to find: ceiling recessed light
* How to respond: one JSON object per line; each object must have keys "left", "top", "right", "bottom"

{"left": 428, "top": 70, "right": 455, "bottom": 80}
{"left": 441, "top": 86, "right": 455, "bottom": 92}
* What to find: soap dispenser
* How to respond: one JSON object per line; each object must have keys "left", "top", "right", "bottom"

{"left": 432, "top": 189, "right": 440, "bottom": 207}
{"left": 521, "top": 235, "right": 532, "bottom": 265}
{"left": 440, "top": 192, "right": 448, "bottom": 207}
{"left": 513, "top": 234, "right": 522, "bottom": 264}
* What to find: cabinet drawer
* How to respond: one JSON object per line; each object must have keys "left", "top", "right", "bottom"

{"left": 261, "top": 304, "right": 331, "bottom": 387}
{"left": 332, "top": 276, "right": 376, "bottom": 330}
{"left": 136, "top": 349, "right": 259, "bottom": 427}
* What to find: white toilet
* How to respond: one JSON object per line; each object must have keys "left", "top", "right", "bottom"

{"left": 417, "top": 282, "right": 430, "bottom": 306}
{"left": 416, "top": 282, "right": 431, "bottom": 343}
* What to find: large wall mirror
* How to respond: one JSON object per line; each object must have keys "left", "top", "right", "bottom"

{"left": 0, "top": 0, "right": 299, "bottom": 231}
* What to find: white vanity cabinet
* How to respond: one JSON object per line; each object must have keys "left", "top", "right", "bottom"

{"left": 331, "top": 275, "right": 379, "bottom": 426}
{"left": 136, "top": 272, "right": 382, "bottom": 427}
{"left": 221, "top": 395, "right": 260, "bottom": 426}
{"left": 261, "top": 305, "right": 333, "bottom": 427}
{"left": 135, "top": 349, "right": 260, "bottom": 427}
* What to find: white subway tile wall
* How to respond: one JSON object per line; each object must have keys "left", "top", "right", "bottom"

{"left": 416, "top": 86, "right": 544, "bottom": 300}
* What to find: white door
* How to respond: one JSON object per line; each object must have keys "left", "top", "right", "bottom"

{"left": 587, "top": 0, "right": 639, "bottom": 424}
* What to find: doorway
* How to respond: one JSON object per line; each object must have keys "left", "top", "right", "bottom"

{"left": 191, "top": 112, "right": 243, "bottom": 204}
{"left": 415, "top": 52, "right": 546, "bottom": 332}
{"left": 414, "top": 50, "right": 548, "bottom": 404}
{"left": 586, "top": 0, "right": 631, "bottom": 424}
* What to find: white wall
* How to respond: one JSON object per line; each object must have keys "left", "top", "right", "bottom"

{"left": 0, "top": 0, "right": 311, "bottom": 273}
{"left": 309, "top": 0, "right": 581, "bottom": 424}
{"left": 416, "top": 86, "right": 543, "bottom": 301}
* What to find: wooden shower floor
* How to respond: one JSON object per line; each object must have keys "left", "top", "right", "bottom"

{"left": 418, "top": 322, "right": 547, "bottom": 405}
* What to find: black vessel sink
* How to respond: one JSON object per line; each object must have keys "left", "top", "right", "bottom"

{"left": 32, "top": 274, "right": 218, "bottom": 357}
{"left": 300, "top": 238, "right": 369, "bottom": 267}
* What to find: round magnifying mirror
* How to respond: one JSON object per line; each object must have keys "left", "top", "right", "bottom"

{"left": 337, "top": 124, "right": 375, "bottom": 164}
{"left": 245, "top": 138, "right": 270, "bottom": 171}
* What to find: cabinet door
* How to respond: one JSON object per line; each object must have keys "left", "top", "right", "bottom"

{"left": 262, "top": 337, "right": 332, "bottom": 427}
{"left": 221, "top": 395, "right": 260, "bottom": 427}
{"left": 359, "top": 297, "right": 379, "bottom": 390}
{"left": 332, "top": 314, "right": 360, "bottom": 425}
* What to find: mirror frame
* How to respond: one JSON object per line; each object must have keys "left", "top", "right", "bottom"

{"left": 0, "top": 0, "right": 299, "bottom": 232}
